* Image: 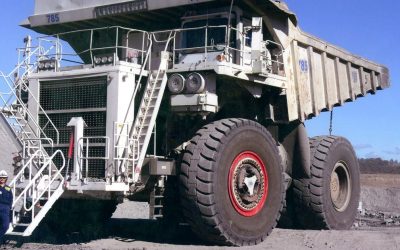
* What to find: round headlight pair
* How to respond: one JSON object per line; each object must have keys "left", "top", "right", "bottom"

{"left": 167, "top": 73, "right": 205, "bottom": 94}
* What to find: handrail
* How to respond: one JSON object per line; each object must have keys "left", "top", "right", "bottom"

{"left": 37, "top": 26, "right": 150, "bottom": 65}
{"left": 153, "top": 24, "right": 286, "bottom": 71}
{"left": 0, "top": 73, "right": 60, "bottom": 144}
{"left": 134, "top": 31, "right": 174, "bottom": 142}
{"left": 12, "top": 150, "right": 65, "bottom": 211}
{"left": 114, "top": 33, "right": 152, "bottom": 165}
{"left": 9, "top": 149, "right": 45, "bottom": 190}
{"left": 26, "top": 150, "right": 65, "bottom": 211}
{"left": 129, "top": 31, "right": 175, "bottom": 181}
{"left": 22, "top": 138, "right": 54, "bottom": 159}
{"left": 78, "top": 136, "right": 109, "bottom": 180}
{"left": 0, "top": 41, "right": 60, "bottom": 144}
{"left": 114, "top": 122, "right": 139, "bottom": 160}
{"left": 78, "top": 136, "right": 110, "bottom": 160}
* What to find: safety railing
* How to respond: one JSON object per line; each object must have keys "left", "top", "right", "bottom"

{"left": 261, "top": 40, "right": 286, "bottom": 75}
{"left": 10, "top": 149, "right": 63, "bottom": 211}
{"left": 150, "top": 24, "right": 287, "bottom": 75}
{"left": 0, "top": 73, "right": 60, "bottom": 145}
{"left": 114, "top": 37, "right": 153, "bottom": 164}
{"left": 0, "top": 39, "right": 60, "bottom": 145}
{"left": 37, "top": 26, "right": 151, "bottom": 67}
{"left": 10, "top": 149, "right": 65, "bottom": 230}
{"left": 78, "top": 136, "right": 110, "bottom": 180}
{"left": 165, "top": 25, "right": 233, "bottom": 66}
{"left": 130, "top": 32, "right": 174, "bottom": 182}
{"left": 22, "top": 138, "right": 54, "bottom": 159}
{"left": 24, "top": 150, "right": 64, "bottom": 211}
{"left": 10, "top": 150, "right": 46, "bottom": 189}
{"left": 113, "top": 122, "right": 139, "bottom": 177}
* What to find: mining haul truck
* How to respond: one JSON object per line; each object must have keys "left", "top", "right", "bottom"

{"left": 0, "top": 0, "right": 389, "bottom": 246}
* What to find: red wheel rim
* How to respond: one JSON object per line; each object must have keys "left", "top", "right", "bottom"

{"left": 228, "top": 151, "right": 269, "bottom": 217}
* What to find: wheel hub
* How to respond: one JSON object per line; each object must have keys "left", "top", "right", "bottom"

{"left": 330, "top": 172, "right": 340, "bottom": 201}
{"left": 330, "top": 161, "right": 351, "bottom": 212}
{"left": 228, "top": 152, "right": 269, "bottom": 217}
{"left": 244, "top": 175, "right": 257, "bottom": 196}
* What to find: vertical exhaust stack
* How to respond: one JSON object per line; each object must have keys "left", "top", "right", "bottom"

{"left": 67, "top": 117, "right": 87, "bottom": 182}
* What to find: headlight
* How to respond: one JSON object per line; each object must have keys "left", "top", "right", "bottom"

{"left": 185, "top": 72, "right": 205, "bottom": 94}
{"left": 93, "top": 53, "right": 116, "bottom": 66}
{"left": 167, "top": 74, "right": 185, "bottom": 94}
{"left": 37, "top": 59, "right": 57, "bottom": 71}
{"left": 94, "top": 57, "right": 102, "bottom": 64}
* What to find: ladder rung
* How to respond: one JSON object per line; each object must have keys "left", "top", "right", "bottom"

{"left": 137, "top": 124, "right": 149, "bottom": 128}
{"left": 138, "top": 113, "right": 152, "bottom": 118}
{"left": 6, "top": 231, "right": 24, "bottom": 236}
{"left": 15, "top": 223, "right": 30, "bottom": 227}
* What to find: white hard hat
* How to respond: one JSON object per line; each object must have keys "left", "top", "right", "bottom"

{"left": 0, "top": 170, "right": 8, "bottom": 178}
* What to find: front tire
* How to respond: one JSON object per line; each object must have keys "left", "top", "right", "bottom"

{"left": 179, "top": 118, "right": 285, "bottom": 246}
{"left": 293, "top": 136, "right": 360, "bottom": 229}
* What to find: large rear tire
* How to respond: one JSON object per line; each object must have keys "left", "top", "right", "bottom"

{"left": 179, "top": 118, "right": 285, "bottom": 246}
{"left": 293, "top": 136, "right": 360, "bottom": 229}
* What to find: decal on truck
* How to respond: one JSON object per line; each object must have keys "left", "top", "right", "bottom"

{"left": 46, "top": 14, "right": 60, "bottom": 24}
{"left": 299, "top": 59, "right": 309, "bottom": 73}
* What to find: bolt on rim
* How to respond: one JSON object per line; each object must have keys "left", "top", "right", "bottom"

{"left": 228, "top": 151, "right": 269, "bottom": 217}
{"left": 330, "top": 161, "right": 351, "bottom": 212}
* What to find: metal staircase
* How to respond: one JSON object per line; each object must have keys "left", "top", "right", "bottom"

{"left": 0, "top": 37, "right": 65, "bottom": 236}
{"left": 7, "top": 149, "right": 65, "bottom": 236}
{"left": 130, "top": 34, "right": 173, "bottom": 182}
{"left": 114, "top": 32, "right": 174, "bottom": 183}
{"left": 132, "top": 66, "right": 168, "bottom": 182}
{"left": 0, "top": 37, "right": 60, "bottom": 155}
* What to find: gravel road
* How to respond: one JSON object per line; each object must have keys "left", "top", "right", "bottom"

{"left": 2, "top": 175, "right": 400, "bottom": 250}
{"left": 5, "top": 225, "right": 400, "bottom": 250}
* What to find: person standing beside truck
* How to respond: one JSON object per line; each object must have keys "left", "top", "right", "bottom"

{"left": 0, "top": 170, "right": 12, "bottom": 244}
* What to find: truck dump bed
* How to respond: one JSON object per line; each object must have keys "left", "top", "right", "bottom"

{"left": 22, "top": 0, "right": 390, "bottom": 122}
{"left": 286, "top": 29, "right": 389, "bottom": 121}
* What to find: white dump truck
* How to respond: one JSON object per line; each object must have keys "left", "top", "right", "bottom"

{"left": 0, "top": 0, "right": 389, "bottom": 246}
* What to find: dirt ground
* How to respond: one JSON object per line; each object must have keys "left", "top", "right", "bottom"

{"left": 2, "top": 174, "right": 400, "bottom": 250}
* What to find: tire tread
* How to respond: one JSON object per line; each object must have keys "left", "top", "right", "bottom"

{"left": 180, "top": 119, "right": 285, "bottom": 246}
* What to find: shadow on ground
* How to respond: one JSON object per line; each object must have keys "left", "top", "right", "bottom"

{"left": 5, "top": 218, "right": 204, "bottom": 247}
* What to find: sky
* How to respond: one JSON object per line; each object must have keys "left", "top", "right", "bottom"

{"left": 285, "top": 0, "right": 400, "bottom": 160}
{"left": 0, "top": 0, "right": 398, "bottom": 160}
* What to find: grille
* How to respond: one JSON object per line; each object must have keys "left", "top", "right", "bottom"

{"left": 40, "top": 77, "right": 107, "bottom": 110}
{"left": 39, "top": 76, "right": 108, "bottom": 178}
{"left": 40, "top": 112, "right": 106, "bottom": 144}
